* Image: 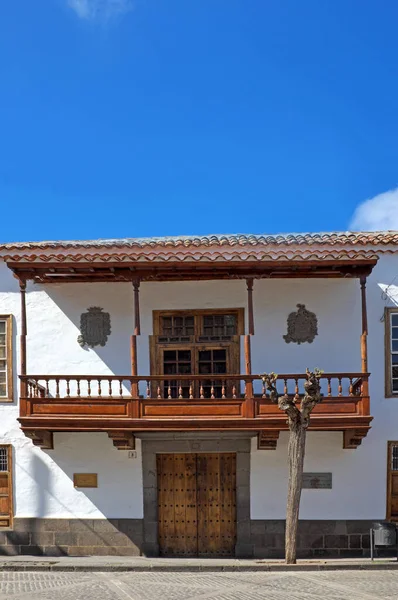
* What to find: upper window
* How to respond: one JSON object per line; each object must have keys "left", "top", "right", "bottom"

{"left": 160, "top": 315, "right": 195, "bottom": 339}
{"left": 200, "top": 314, "right": 237, "bottom": 340}
{"left": 0, "top": 316, "right": 13, "bottom": 403}
{"left": 155, "top": 310, "right": 242, "bottom": 343}
{"left": 385, "top": 308, "right": 398, "bottom": 397}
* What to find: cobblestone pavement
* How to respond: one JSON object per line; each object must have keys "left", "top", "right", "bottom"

{"left": 1, "top": 570, "right": 398, "bottom": 600}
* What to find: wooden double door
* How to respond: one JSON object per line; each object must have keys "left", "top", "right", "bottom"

{"left": 157, "top": 453, "right": 236, "bottom": 557}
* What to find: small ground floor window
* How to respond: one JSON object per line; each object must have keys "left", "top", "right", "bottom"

{"left": 0, "top": 445, "right": 13, "bottom": 528}
{"left": 387, "top": 441, "right": 398, "bottom": 521}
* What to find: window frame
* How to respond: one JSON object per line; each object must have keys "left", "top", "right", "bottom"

{"left": 153, "top": 308, "right": 244, "bottom": 338}
{"left": 0, "top": 444, "right": 13, "bottom": 528}
{"left": 386, "top": 441, "right": 398, "bottom": 520}
{"left": 0, "top": 315, "right": 13, "bottom": 403}
{"left": 150, "top": 309, "right": 245, "bottom": 395}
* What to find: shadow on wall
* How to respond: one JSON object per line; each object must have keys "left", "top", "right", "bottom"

{"left": 11, "top": 315, "right": 18, "bottom": 407}
{"left": 35, "top": 283, "right": 134, "bottom": 375}
{"left": 10, "top": 443, "right": 143, "bottom": 557}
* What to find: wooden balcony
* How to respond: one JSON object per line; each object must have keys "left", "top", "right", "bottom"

{"left": 19, "top": 372, "right": 372, "bottom": 451}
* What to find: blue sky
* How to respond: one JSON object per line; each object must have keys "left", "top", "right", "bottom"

{"left": 1, "top": 0, "right": 398, "bottom": 242}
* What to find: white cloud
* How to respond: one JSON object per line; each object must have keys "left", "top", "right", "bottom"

{"left": 350, "top": 188, "right": 398, "bottom": 231}
{"left": 68, "top": 0, "right": 132, "bottom": 21}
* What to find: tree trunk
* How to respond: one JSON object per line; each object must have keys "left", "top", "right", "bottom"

{"left": 262, "top": 370, "right": 322, "bottom": 565}
{"left": 285, "top": 420, "right": 306, "bottom": 564}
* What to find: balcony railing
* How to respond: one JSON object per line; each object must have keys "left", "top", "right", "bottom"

{"left": 20, "top": 372, "right": 369, "bottom": 420}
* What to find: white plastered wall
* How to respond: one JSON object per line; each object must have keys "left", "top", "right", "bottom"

{"left": 0, "top": 252, "right": 397, "bottom": 520}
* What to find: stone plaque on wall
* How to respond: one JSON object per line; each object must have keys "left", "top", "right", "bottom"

{"left": 302, "top": 472, "right": 332, "bottom": 489}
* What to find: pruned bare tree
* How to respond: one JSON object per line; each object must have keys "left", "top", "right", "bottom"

{"left": 262, "top": 369, "right": 323, "bottom": 564}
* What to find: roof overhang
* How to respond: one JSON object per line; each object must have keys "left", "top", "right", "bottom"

{"left": 1, "top": 233, "right": 388, "bottom": 282}
{"left": 3, "top": 251, "right": 378, "bottom": 283}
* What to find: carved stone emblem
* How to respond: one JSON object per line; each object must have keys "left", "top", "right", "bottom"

{"left": 283, "top": 304, "right": 318, "bottom": 345}
{"left": 77, "top": 307, "right": 111, "bottom": 348}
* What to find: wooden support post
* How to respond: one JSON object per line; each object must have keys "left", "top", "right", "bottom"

{"left": 244, "top": 334, "right": 252, "bottom": 376}
{"left": 130, "top": 280, "right": 141, "bottom": 417}
{"left": 19, "top": 280, "right": 27, "bottom": 411}
{"left": 133, "top": 279, "right": 141, "bottom": 336}
{"left": 246, "top": 278, "right": 254, "bottom": 335}
{"left": 131, "top": 279, "right": 141, "bottom": 376}
{"left": 360, "top": 276, "right": 369, "bottom": 398}
{"left": 244, "top": 278, "right": 254, "bottom": 417}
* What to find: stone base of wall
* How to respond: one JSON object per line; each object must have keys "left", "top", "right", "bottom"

{"left": 0, "top": 518, "right": 391, "bottom": 558}
{"left": 0, "top": 519, "right": 143, "bottom": 557}
{"left": 251, "top": 520, "right": 375, "bottom": 558}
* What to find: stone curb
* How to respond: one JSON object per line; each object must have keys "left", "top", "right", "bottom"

{"left": 1, "top": 562, "right": 398, "bottom": 572}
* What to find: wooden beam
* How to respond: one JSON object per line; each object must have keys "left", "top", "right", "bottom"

{"left": 343, "top": 428, "right": 368, "bottom": 450}
{"left": 25, "top": 430, "right": 54, "bottom": 450}
{"left": 108, "top": 431, "right": 135, "bottom": 450}
{"left": 7, "top": 259, "right": 378, "bottom": 284}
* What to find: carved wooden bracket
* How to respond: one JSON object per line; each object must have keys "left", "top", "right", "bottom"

{"left": 108, "top": 431, "right": 135, "bottom": 450}
{"left": 257, "top": 430, "right": 280, "bottom": 450}
{"left": 343, "top": 428, "right": 368, "bottom": 450}
{"left": 25, "top": 430, "right": 54, "bottom": 450}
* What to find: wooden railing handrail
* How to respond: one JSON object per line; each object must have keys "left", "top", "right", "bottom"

{"left": 20, "top": 372, "right": 370, "bottom": 382}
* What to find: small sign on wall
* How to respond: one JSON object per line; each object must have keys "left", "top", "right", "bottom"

{"left": 73, "top": 473, "right": 98, "bottom": 488}
{"left": 302, "top": 473, "right": 332, "bottom": 489}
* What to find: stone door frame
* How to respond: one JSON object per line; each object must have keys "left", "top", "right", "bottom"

{"left": 138, "top": 432, "right": 254, "bottom": 557}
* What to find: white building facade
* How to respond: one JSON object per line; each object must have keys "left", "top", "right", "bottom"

{"left": 0, "top": 232, "right": 397, "bottom": 558}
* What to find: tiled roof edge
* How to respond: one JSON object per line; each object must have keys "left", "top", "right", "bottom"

{"left": 1, "top": 231, "right": 398, "bottom": 250}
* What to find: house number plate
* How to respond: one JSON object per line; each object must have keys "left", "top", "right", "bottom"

{"left": 302, "top": 473, "right": 332, "bottom": 489}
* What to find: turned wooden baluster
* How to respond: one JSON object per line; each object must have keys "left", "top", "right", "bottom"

{"left": 221, "top": 381, "right": 226, "bottom": 399}
{"left": 178, "top": 384, "right": 183, "bottom": 399}
{"left": 66, "top": 378, "right": 70, "bottom": 398}
{"left": 167, "top": 383, "right": 172, "bottom": 399}
{"left": 98, "top": 379, "right": 102, "bottom": 397}
{"left": 157, "top": 385, "right": 162, "bottom": 399}
{"left": 45, "top": 380, "right": 50, "bottom": 397}
{"left": 327, "top": 377, "right": 332, "bottom": 397}
{"left": 189, "top": 382, "right": 193, "bottom": 399}
{"left": 146, "top": 381, "right": 151, "bottom": 398}
{"left": 338, "top": 377, "right": 342, "bottom": 397}
{"left": 283, "top": 378, "right": 288, "bottom": 396}
{"left": 294, "top": 378, "right": 299, "bottom": 401}
{"left": 210, "top": 382, "right": 215, "bottom": 399}
{"left": 119, "top": 379, "right": 123, "bottom": 398}
{"left": 232, "top": 384, "right": 237, "bottom": 399}
{"left": 87, "top": 379, "right": 91, "bottom": 397}
{"left": 349, "top": 377, "right": 354, "bottom": 396}
{"left": 77, "top": 378, "right": 81, "bottom": 398}
{"left": 200, "top": 383, "right": 204, "bottom": 399}
{"left": 55, "top": 378, "right": 60, "bottom": 399}
{"left": 109, "top": 380, "right": 113, "bottom": 397}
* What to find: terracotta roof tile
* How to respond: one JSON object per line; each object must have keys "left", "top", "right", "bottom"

{"left": 1, "top": 231, "right": 398, "bottom": 251}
